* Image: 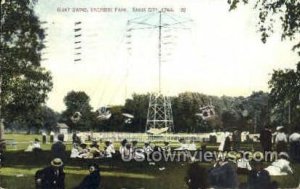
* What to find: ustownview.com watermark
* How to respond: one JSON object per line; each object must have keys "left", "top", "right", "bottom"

{"left": 121, "top": 149, "right": 279, "bottom": 162}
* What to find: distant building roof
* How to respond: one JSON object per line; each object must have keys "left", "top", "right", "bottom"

{"left": 56, "top": 123, "right": 69, "bottom": 129}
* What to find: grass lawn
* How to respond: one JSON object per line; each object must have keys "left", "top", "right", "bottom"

{"left": 0, "top": 134, "right": 299, "bottom": 189}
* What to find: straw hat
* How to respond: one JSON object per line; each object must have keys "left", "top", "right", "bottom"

{"left": 51, "top": 158, "right": 63, "bottom": 167}
{"left": 276, "top": 126, "right": 284, "bottom": 131}
{"left": 279, "top": 152, "right": 289, "bottom": 159}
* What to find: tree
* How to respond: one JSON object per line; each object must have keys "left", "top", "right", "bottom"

{"left": 228, "top": 0, "right": 300, "bottom": 56}
{"left": 268, "top": 64, "right": 300, "bottom": 128}
{"left": 123, "top": 93, "right": 149, "bottom": 132}
{"left": 61, "top": 91, "right": 94, "bottom": 131}
{"left": 1, "top": 0, "right": 53, "bottom": 129}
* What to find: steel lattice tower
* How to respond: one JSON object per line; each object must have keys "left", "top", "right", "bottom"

{"left": 146, "top": 93, "right": 174, "bottom": 132}
{"left": 126, "top": 11, "right": 192, "bottom": 133}
{"left": 145, "top": 12, "right": 174, "bottom": 132}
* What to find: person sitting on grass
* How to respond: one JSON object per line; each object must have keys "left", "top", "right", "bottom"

{"left": 73, "top": 163, "right": 101, "bottom": 189}
{"left": 265, "top": 152, "right": 293, "bottom": 176}
{"left": 25, "top": 141, "right": 34, "bottom": 152}
{"left": 33, "top": 138, "right": 42, "bottom": 150}
{"left": 248, "top": 161, "right": 272, "bottom": 189}
{"left": 185, "top": 162, "right": 209, "bottom": 189}
{"left": 143, "top": 142, "right": 153, "bottom": 156}
{"left": 208, "top": 158, "right": 239, "bottom": 189}
{"left": 104, "top": 141, "right": 115, "bottom": 158}
{"left": 70, "top": 144, "right": 80, "bottom": 158}
{"left": 35, "top": 158, "right": 65, "bottom": 189}
{"left": 236, "top": 152, "right": 252, "bottom": 174}
{"left": 88, "top": 143, "right": 102, "bottom": 159}
{"left": 162, "top": 141, "right": 171, "bottom": 154}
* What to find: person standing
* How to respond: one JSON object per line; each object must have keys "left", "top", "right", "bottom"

{"left": 259, "top": 126, "right": 272, "bottom": 160}
{"left": 35, "top": 158, "right": 65, "bottom": 189}
{"left": 218, "top": 131, "right": 231, "bottom": 152}
{"left": 50, "top": 131, "right": 55, "bottom": 143}
{"left": 51, "top": 134, "right": 66, "bottom": 161}
{"left": 42, "top": 132, "right": 47, "bottom": 144}
{"left": 289, "top": 129, "right": 300, "bottom": 162}
{"left": 73, "top": 164, "right": 101, "bottom": 189}
{"left": 275, "top": 126, "right": 288, "bottom": 154}
{"left": 232, "top": 129, "right": 241, "bottom": 151}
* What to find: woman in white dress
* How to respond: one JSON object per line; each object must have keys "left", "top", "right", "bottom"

{"left": 265, "top": 152, "right": 293, "bottom": 176}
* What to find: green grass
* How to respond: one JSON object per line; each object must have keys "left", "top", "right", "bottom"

{"left": 0, "top": 134, "right": 300, "bottom": 189}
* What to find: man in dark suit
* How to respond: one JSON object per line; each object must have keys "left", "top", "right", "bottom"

{"left": 259, "top": 126, "right": 272, "bottom": 161}
{"left": 35, "top": 158, "right": 65, "bottom": 189}
{"left": 74, "top": 163, "right": 101, "bottom": 189}
{"left": 51, "top": 134, "right": 66, "bottom": 161}
{"left": 208, "top": 159, "right": 239, "bottom": 188}
{"left": 248, "top": 161, "right": 272, "bottom": 189}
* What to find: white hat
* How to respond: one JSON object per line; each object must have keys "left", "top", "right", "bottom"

{"left": 276, "top": 126, "right": 284, "bottom": 131}
{"left": 279, "top": 152, "right": 289, "bottom": 159}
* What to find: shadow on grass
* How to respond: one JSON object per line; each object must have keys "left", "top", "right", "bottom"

{"left": 0, "top": 172, "right": 186, "bottom": 189}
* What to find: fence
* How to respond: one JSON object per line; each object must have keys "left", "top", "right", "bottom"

{"left": 73, "top": 132, "right": 259, "bottom": 143}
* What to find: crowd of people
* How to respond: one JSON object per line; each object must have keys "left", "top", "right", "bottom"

{"left": 2, "top": 125, "right": 299, "bottom": 189}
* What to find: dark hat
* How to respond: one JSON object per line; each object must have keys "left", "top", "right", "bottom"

{"left": 88, "top": 163, "right": 99, "bottom": 170}
{"left": 132, "top": 140, "right": 138, "bottom": 144}
{"left": 51, "top": 158, "right": 63, "bottom": 167}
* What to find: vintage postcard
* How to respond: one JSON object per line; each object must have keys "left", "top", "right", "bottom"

{"left": 1, "top": 0, "right": 299, "bottom": 188}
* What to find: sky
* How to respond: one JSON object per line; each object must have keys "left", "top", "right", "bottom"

{"left": 34, "top": 0, "right": 299, "bottom": 112}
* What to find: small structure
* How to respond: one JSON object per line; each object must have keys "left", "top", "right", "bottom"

{"left": 56, "top": 123, "right": 69, "bottom": 135}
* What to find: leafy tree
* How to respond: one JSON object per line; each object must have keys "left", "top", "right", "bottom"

{"left": 99, "top": 106, "right": 124, "bottom": 132}
{"left": 228, "top": 0, "right": 300, "bottom": 56}
{"left": 268, "top": 64, "right": 300, "bottom": 128}
{"left": 1, "top": 0, "right": 53, "bottom": 129}
{"left": 123, "top": 93, "right": 149, "bottom": 132}
{"left": 61, "top": 91, "right": 94, "bottom": 131}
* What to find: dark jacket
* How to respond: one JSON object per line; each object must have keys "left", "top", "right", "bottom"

{"left": 35, "top": 166, "right": 65, "bottom": 189}
{"left": 209, "top": 162, "right": 239, "bottom": 188}
{"left": 74, "top": 171, "right": 101, "bottom": 189}
{"left": 51, "top": 141, "right": 66, "bottom": 160}
{"left": 260, "top": 129, "right": 272, "bottom": 151}
{"left": 248, "top": 169, "right": 271, "bottom": 189}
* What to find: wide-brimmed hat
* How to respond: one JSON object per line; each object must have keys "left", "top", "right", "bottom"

{"left": 51, "top": 158, "right": 63, "bottom": 167}
{"left": 276, "top": 126, "right": 284, "bottom": 131}
{"left": 279, "top": 152, "right": 289, "bottom": 159}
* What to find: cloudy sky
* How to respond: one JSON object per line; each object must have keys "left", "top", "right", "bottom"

{"left": 34, "top": 0, "right": 299, "bottom": 112}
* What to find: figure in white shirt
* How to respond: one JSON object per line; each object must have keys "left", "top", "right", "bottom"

{"left": 265, "top": 152, "right": 293, "bottom": 176}
{"left": 143, "top": 142, "right": 153, "bottom": 155}
{"left": 33, "top": 138, "right": 41, "bottom": 149}
{"left": 236, "top": 153, "right": 252, "bottom": 174}
{"left": 70, "top": 144, "right": 80, "bottom": 158}
{"left": 105, "top": 141, "right": 115, "bottom": 158}
{"left": 275, "top": 126, "right": 288, "bottom": 153}
{"left": 289, "top": 131, "right": 300, "bottom": 161}
{"left": 218, "top": 132, "right": 231, "bottom": 152}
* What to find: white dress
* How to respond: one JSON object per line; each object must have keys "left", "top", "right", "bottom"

{"left": 265, "top": 159, "right": 293, "bottom": 176}
{"left": 218, "top": 132, "right": 230, "bottom": 151}
{"left": 105, "top": 144, "right": 116, "bottom": 158}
